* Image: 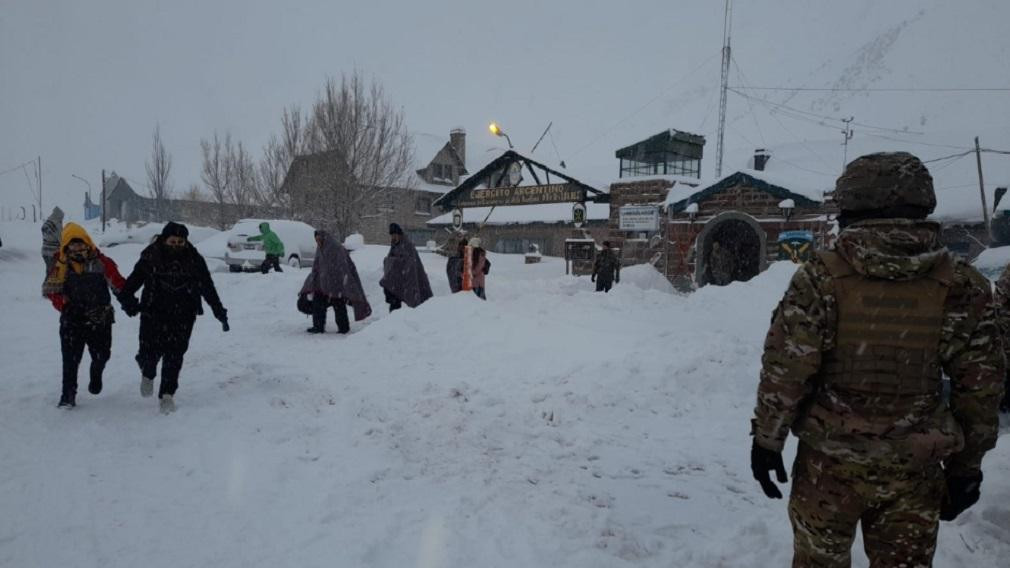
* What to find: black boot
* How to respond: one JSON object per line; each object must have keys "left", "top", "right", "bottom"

{"left": 58, "top": 392, "right": 76, "bottom": 408}
{"left": 306, "top": 327, "right": 324, "bottom": 334}
{"left": 88, "top": 374, "right": 103, "bottom": 395}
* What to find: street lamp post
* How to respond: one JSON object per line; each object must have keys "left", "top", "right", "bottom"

{"left": 71, "top": 173, "right": 92, "bottom": 195}
{"left": 488, "top": 122, "right": 513, "bottom": 149}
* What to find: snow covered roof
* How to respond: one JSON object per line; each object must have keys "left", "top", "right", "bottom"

{"left": 432, "top": 150, "right": 605, "bottom": 210}
{"left": 664, "top": 169, "right": 828, "bottom": 212}
{"left": 428, "top": 201, "right": 609, "bottom": 226}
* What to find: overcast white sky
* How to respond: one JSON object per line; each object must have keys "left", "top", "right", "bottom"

{"left": 2, "top": 0, "right": 1009, "bottom": 221}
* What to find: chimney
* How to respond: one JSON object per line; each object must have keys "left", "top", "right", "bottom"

{"left": 450, "top": 128, "right": 466, "bottom": 170}
{"left": 754, "top": 149, "right": 770, "bottom": 171}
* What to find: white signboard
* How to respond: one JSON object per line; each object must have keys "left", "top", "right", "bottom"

{"left": 619, "top": 205, "right": 660, "bottom": 231}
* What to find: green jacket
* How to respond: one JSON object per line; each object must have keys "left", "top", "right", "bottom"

{"left": 248, "top": 223, "right": 285, "bottom": 257}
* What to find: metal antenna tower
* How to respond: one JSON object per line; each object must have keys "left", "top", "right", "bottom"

{"left": 715, "top": 0, "right": 733, "bottom": 178}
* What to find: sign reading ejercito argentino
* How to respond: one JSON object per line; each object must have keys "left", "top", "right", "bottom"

{"left": 456, "top": 183, "right": 586, "bottom": 208}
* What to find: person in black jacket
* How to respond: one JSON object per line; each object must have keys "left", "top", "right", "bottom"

{"left": 119, "top": 222, "right": 229, "bottom": 414}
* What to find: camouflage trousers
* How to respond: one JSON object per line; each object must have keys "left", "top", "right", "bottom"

{"left": 789, "top": 443, "right": 944, "bottom": 568}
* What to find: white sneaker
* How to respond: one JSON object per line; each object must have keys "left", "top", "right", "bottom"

{"left": 159, "top": 395, "right": 175, "bottom": 414}
{"left": 140, "top": 377, "right": 154, "bottom": 398}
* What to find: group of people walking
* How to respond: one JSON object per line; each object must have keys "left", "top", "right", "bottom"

{"left": 41, "top": 220, "right": 493, "bottom": 410}
{"left": 42, "top": 221, "right": 227, "bottom": 413}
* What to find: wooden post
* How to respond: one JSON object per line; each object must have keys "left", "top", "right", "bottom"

{"left": 101, "top": 169, "right": 107, "bottom": 233}
{"left": 975, "top": 137, "right": 992, "bottom": 242}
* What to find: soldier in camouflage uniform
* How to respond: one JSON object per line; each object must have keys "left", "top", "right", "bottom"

{"left": 750, "top": 152, "right": 1004, "bottom": 567}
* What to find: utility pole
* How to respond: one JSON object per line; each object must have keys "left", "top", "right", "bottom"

{"left": 715, "top": 0, "right": 733, "bottom": 179}
{"left": 101, "top": 169, "right": 107, "bottom": 233}
{"left": 37, "top": 156, "right": 42, "bottom": 217}
{"left": 840, "top": 117, "right": 854, "bottom": 171}
{"left": 974, "top": 136, "right": 991, "bottom": 242}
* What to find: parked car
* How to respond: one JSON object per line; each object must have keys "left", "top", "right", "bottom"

{"left": 196, "top": 219, "right": 316, "bottom": 272}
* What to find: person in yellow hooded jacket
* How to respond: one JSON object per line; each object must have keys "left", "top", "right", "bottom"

{"left": 42, "top": 223, "right": 129, "bottom": 408}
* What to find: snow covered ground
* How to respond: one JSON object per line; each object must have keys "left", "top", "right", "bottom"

{"left": 1, "top": 219, "right": 1008, "bottom": 567}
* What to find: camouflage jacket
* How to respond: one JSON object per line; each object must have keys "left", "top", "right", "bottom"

{"left": 752, "top": 219, "right": 1004, "bottom": 476}
{"left": 993, "top": 266, "right": 1010, "bottom": 366}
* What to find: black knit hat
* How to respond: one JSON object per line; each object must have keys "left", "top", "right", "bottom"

{"left": 389, "top": 223, "right": 404, "bottom": 235}
{"left": 161, "top": 221, "right": 189, "bottom": 239}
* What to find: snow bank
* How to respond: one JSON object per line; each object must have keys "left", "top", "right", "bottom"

{"left": 972, "top": 246, "right": 1010, "bottom": 281}
{"left": 344, "top": 232, "right": 365, "bottom": 251}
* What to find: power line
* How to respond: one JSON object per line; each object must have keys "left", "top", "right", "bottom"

{"left": 728, "top": 87, "right": 924, "bottom": 136}
{"left": 569, "top": 50, "right": 721, "bottom": 159}
{"left": 730, "top": 56, "right": 767, "bottom": 148}
{"left": 0, "top": 160, "right": 35, "bottom": 178}
{"left": 729, "top": 86, "right": 1010, "bottom": 93}
{"left": 861, "top": 132, "right": 971, "bottom": 151}
{"left": 922, "top": 150, "right": 974, "bottom": 164}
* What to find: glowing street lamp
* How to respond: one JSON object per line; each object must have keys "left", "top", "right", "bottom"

{"left": 488, "top": 122, "right": 513, "bottom": 149}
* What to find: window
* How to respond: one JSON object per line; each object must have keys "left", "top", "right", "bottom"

{"left": 407, "top": 229, "right": 435, "bottom": 247}
{"left": 415, "top": 196, "right": 431, "bottom": 215}
{"left": 494, "top": 237, "right": 548, "bottom": 255}
{"left": 377, "top": 191, "right": 395, "bottom": 213}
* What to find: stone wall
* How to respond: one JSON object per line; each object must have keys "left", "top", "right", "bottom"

{"left": 605, "top": 178, "right": 678, "bottom": 271}
{"left": 356, "top": 188, "right": 442, "bottom": 246}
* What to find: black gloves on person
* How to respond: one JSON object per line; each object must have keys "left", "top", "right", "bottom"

{"left": 118, "top": 295, "right": 140, "bottom": 317}
{"left": 213, "top": 306, "right": 230, "bottom": 332}
{"left": 751, "top": 440, "right": 788, "bottom": 499}
{"left": 940, "top": 471, "right": 982, "bottom": 521}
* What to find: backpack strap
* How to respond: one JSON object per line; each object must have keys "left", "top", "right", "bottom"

{"left": 926, "top": 252, "right": 955, "bottom": 287}
{"left": 816, "top": 250, "right": 855, "bottom": 279}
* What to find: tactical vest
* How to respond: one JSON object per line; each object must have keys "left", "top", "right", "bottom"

{"left": 794, "top": 250, "right": 965, "bottom": 469}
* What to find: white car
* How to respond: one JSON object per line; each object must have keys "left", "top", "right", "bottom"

{"left": 196, "top": 219, "right": 317, "bottom": 272}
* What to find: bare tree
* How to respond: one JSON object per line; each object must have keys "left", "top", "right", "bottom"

{"left": 257, "top": 105, "right": 307, "bottom": 215}
{"left": 301, "top": 71, "right": 414, "bottom": 238}
{"left": 200, "top": 131, "right": 233, "bottom": 229}
{"left": 146, "top": 124, "right": 173, "bottom": 222}
{"left": 228, "top": 140, "right": 258, "bottom": 217}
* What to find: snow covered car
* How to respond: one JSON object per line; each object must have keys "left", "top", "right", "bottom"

{"left": 196, "top": 219, "right": 316, "bottom": 272}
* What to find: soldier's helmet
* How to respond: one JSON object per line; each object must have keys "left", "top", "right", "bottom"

{"left": 834, "top": 152, "right": 936, "bottom": 215}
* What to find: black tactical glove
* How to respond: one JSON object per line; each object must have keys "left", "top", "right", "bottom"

{"left": 591, "top": 274, "right": 596, "bottom": 282}
{"left": 940, "top": 471, "right": 982, "bottom": 521}
{"left": 213, "top": 306, "right": 230, "bottom": 332}
{"left": 751, "top": 440, "right": 788, "bottom": 499}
